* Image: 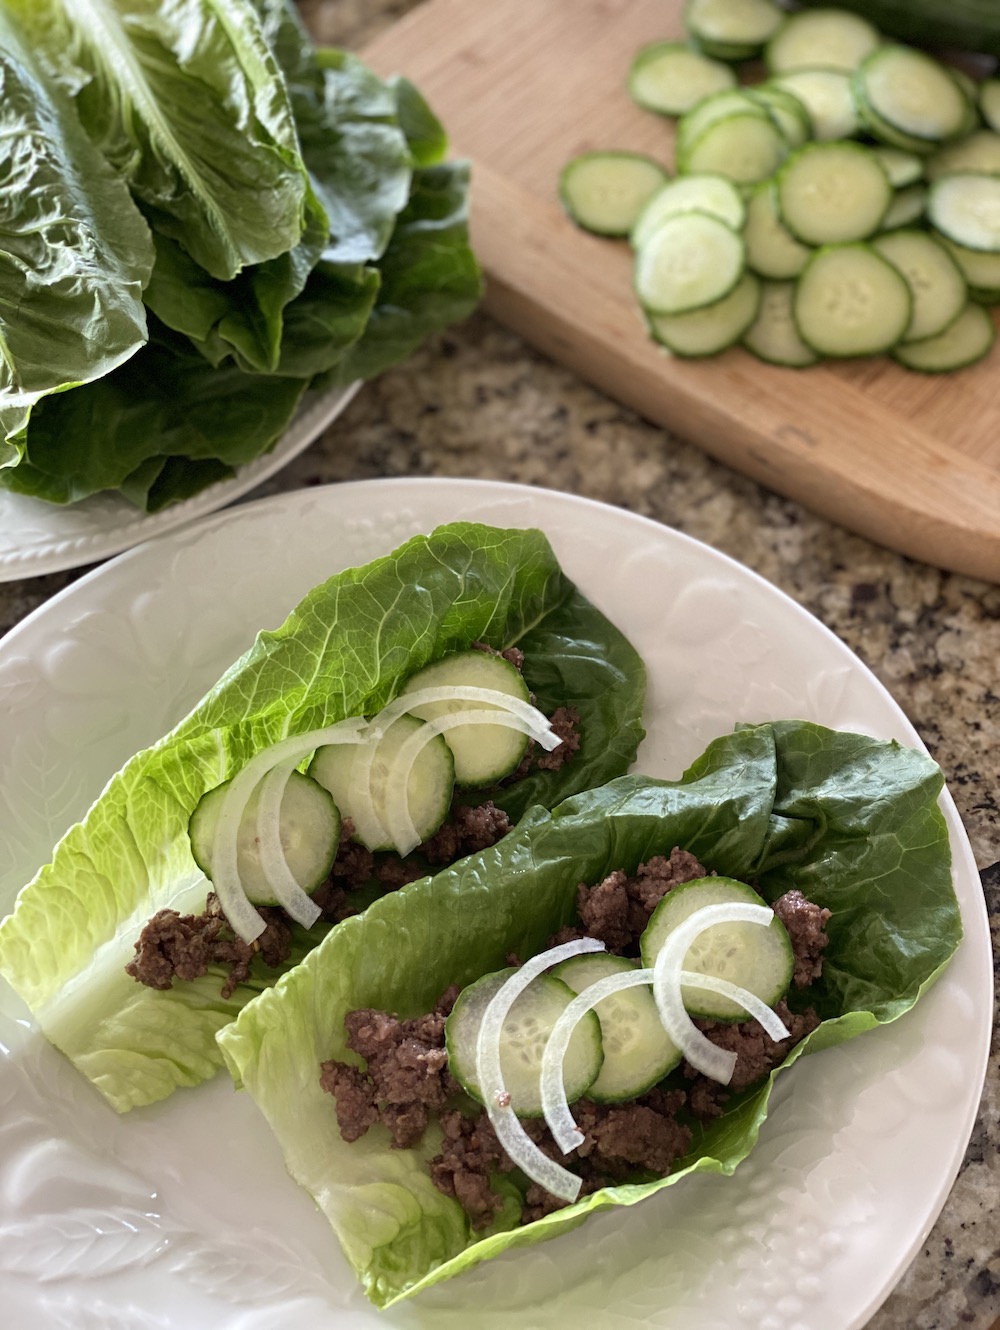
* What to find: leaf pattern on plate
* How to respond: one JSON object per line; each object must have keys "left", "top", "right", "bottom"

{"left": 40, "top": 1294, "right": 170, "bottom": 1330}
{"left": 0, "top": 1209, "right": 170, "bottom": 1281}
{"left": 167, "top": 1227, "right": 335, "bottom": 1307}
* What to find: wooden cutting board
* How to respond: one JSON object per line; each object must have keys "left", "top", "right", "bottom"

{"left": 362, "top": 0, "right": 1000, "bottom": 582}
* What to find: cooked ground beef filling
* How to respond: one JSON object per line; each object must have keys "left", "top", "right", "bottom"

{"left": 320, "top": 852, "right": 831, "bottom": 1228}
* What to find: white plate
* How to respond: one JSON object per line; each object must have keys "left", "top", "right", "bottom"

{"left": 0, "top": 479, "right": 989, "bottom": 1330}
{"left": 0, "top": 384, "right": 358, "bottom": 582}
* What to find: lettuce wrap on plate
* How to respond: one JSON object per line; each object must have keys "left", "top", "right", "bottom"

{"left": 0, "top": 523, "right": 645, "bottom": 1112}
{"left": 218, "top": 719, "right": 960, "bottom": 1309}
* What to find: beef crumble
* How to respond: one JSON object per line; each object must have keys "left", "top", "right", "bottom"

{"left": 125, "top": 892, "right": 292, "bottom": 1000}
{"left": 319, "top": 856, "right": 831, "bottom": 1230}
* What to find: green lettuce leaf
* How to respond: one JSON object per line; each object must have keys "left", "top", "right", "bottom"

{"left": 0, "top": 6, "right": 153, "bottom": 465}
{"left": 217, "top": 722, "right": 958, "bottom": 1308}
{"left": 8, "top": 0, "right": 310, "bottom": 281}
{"left": 0, "top": 524, "right": 645, "bottom": 1110}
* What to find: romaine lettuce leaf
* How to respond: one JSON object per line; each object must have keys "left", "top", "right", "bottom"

{"left": 0, "top": 524, "right": 645, "bottom": 1111}
{"left": 8, "top": 0, "right": 311, "bottom": 282}
{"left": 0, "top": 6, "right": 153, "bottom": 466}
{"left": 217, "top": 722, "right": 958, "bottom": 1308}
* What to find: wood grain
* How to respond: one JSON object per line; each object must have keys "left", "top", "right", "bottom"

{"left": 363, "top": 0, "right": 1000, "bottom": 581}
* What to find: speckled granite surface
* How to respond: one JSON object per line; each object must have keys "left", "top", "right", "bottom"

{"left": 1, "top": 2, "right": 997, "bottom": 1327}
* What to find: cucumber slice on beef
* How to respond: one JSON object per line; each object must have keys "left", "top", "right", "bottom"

{"left": 744, "top": 181, "right": 812, "bottom": 279}
{"left": 631, "top": 174, "right": 746, "bottom": 249}
{"left": 743, "top": 280, "right": 819, "bottom": 367}
{"left": 769, "top": 69, "right": 859, "bottom": 140}
{"left": 628, "top": 41, "right": 735, "bottom": 116}
{"left": 559, "top": 152, "right": 668, "bottom": 237}
{"left": 777, "top": 142, "right": 891, "bottom": 245}
{"left": 684, "top": 0, "right": 784, "bottom": 61}
{"left": 879, "top": 184, "right": 927, "bottom": 231}
{"left": 871, "top": 229, "right": 966, "bottom": 341}
{"left": 401, "top": 649, "right": 531, "bottom": 787}
{"left": 677, "top": 110, "right": 788, "bottom": 185}
{"left": 446, "top": 968, "right": 603, "bottom": 1116}
{"left": 646, "top": 272, "right": 760, "bottom": 357}
{"left": 635, "top": 210, "right": 745, "bottom": 314}
{"left": 552, "top": 953, "right": 680, "bottom": 1101}
{"left": 765, "top": 8, "right": 879, "bottom": 75}
{"left": 928, "top": 172, "right": 1000, "bottom": 253}
{"left": 639, "top": 876, "right": 793, "bottom": 1022}
{"left": 893, "top": 302, "right": 996, "bottom": 372}
{"left": 854, "top": 46, "right": 971, "bottom": 145}
{"left": 189, "top": 770, "right": 340, "bottom": 906}
{"left": 794, "top": 244, "right": 912, "bottom": 357}
{"left": 309, "top": 714, "right": 453, "bottom": 852}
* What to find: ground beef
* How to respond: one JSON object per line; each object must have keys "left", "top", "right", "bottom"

{"left": 684, "top": 1000, "right": 823, "bottom": 1119}
{"left": 319, "top": 987, "right": 460, "bottom": 1149}
{"left": 507, "top": 705, "right": 582, "bottom": 783}
{"left": 421, "top": 801, "right": 512, "bottom": 865}
{"left": 430, "top": 1109, "right": 514, "bottom": 1227}
{"left": 471, "top": 640, "right": 525, "bottom": 672}
{"left": 124, "top": 893, "right": 292, "bottom": 999}
{"left": 558, "top": 848, "right": 709, "bottom": 954}
{"left": 773, "top": 889, "right": 832, "bottom": 986}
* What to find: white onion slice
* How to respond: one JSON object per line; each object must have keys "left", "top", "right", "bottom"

{"left": 368, "top": 685, "right": 560, "bottom": 749}
{"left": 384, "top": 709, "right": 559, "bottom": 855}
{"left": 541, "top": 966, "right": 658, "bottom": 1155}
{"left": 254, "top": 759, "right": 322, "bottom": 930}
{"left": 343, "top": 731, "right": 392, "bottom": 852}
{"left": 679, "top": 970, "right": 790, "bottom": 1043}
{"left": 651, "top": 902, "right": 776, "bottom": 1083}
{"left": 209, "top": 717, "right": 368, "bottom": 941}
{"left": 475, "top": 937, "right": 606, "bottom": 1204}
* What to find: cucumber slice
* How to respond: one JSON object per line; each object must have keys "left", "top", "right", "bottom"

{"left": 639, "top": 877, "right": 793, "bottom": 1022}
{"left": 647, "top": 272, "right": 760, "bottom": 357}
{"left": 189, "top": 770, "right": 340, "bottom": 906}
{"left": 979, "top": 79, "right": 1000, "bottom": 135}
{"left": 937, "top": 232, "right": 1000, "bottom": 289}
{"left": 559, "top": 152, "right": 668, "bottom": 237}
{"left": 871, "top": 230, "right": 967, "bottom": 341}
{"left": 928, "top": 172, "right": 1000, "bottom": 253}
{"left": 677, "top": 110, "right": 788, "bottom": 185}
{"left": 927, "top": 130, "right": 1000, "bottom": 181}
{"left": 446, "top": 968, "right": 603, "bottom": 1116}
{"left": 769, "top": 69, "right": 859, "bottom": 141}
{"left": 628, "top": 41, "right": 735, "bottom": 116}
{"left": 777, "top": 143, "right": 891, "bottom": 246}
{"left": 871, "top": 146, "right": 924, "bottom": 189}
{"left": 401, "top": 649, "right": 531, "bottom": 787}
{"left": 634, "top": 210, "right": 745, "bottom": 314}
{"left": 631, "top": 173, "right": 746, "bottom": 250}
{"left": 684, "top": 0, "right": 784, "bottom": 60}
{"left": 747, "top": 85, "right": 811, "bottom": 149}
{"left": 309, "top": 714, "right": 453, "bottom": 851}
{"left": 553, "top": 953, "right": 681, "bottom": 1102}
{"left": 794, "top": 244, "right": 912, "bottom": 357}
{"left": 676, "top": 89, "right": 769, "bottom": 156}
{"left": 744, "top": 181, "right": 812, "bottom": 279}
{"left": 893, "top": 302, "right": 995, "bottom": 372}
{"left": 765, "top": 8, "right": 879, "bottom": 75}
{"left": 879, "top": 185, "right": 927, "bottom": 231}
{"left": 743, "top": 280, "right": 819, "bottom": 367}
{"left": 855, "top": 46, "right": 971, "bottom": 145}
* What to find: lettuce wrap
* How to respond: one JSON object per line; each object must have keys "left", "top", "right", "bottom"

{"left": 0, "top": 523, "right": 645, "bottom": 1112}
{"left": 217, "top": 719, "right": 960, "bottom": 1308}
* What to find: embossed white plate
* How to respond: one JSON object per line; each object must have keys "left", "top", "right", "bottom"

{"left": 0, "top": 479, "right": 990, "bottom": 1330}
{"left": 0, "top": 384, "right": 358, "bottom": 582}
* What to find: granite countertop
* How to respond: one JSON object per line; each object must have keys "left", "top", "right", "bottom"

{"left": 1, "top": 1, "right": 997, "bottom": 1326}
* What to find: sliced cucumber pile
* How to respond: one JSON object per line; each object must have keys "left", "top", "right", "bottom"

{"left": 560, "top": 4, "right": 1000, "bottom": 372}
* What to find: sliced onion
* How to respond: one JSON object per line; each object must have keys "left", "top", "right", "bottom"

{"left": 679, "top": 970, "right": 790, "bottom": 1043}
{"left": 651, "top": 902, "right": 775, "bottom": 1083}
{"left": 541, "top": 966, "right": 658, "bottom": 1155}
{"left": 209, "top": 717, "right": 368, "bottom": 941}
{"left": 254, "top": 759, "right": 322, "bottom": 930}
{"left": 368, "top": 685, "right": 560, "bottom": 749}
{"left": 343, "top": 731, "right": 392, "bottom": 852}
{"left": 384, "top": 709, "right": 559, "bottom": 855}
{"left": 475, "top": 937, "right": 606, "bottom": 1204}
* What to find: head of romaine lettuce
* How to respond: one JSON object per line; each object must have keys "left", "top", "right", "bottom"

{"left": 217, "top": 720, "right": 958, "bottom": 1309}
{"left": 0, "top": 523, "right": 645, "bottom": 1112}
